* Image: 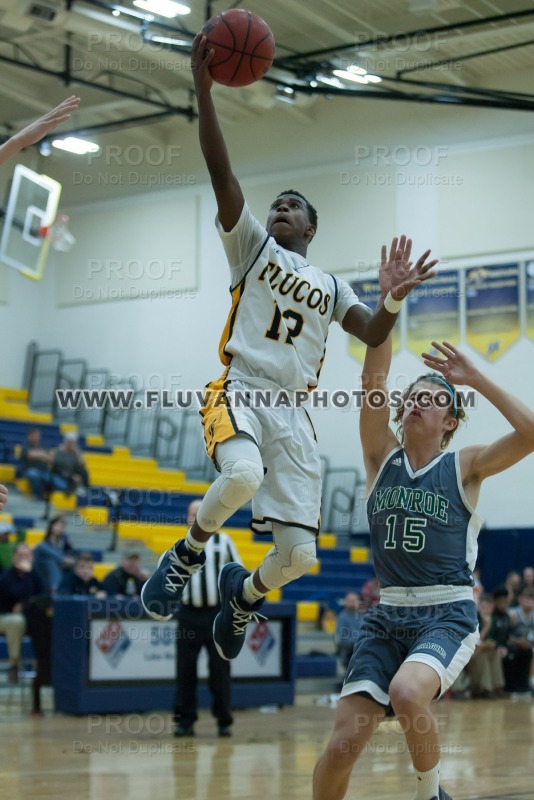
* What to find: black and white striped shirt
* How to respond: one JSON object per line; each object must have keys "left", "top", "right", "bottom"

{"left": 181, "top": 532, "right": 242, "bottom": 608}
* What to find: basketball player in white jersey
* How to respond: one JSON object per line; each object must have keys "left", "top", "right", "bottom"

{"left": 141, "top": 35, "right": 437, "bottom": 660}
{"left": 313, "top": 334, "right": 534, "bottom": 800}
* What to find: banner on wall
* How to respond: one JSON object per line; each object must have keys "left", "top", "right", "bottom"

{"left": 406, "top": 270, "right": 461, "bottom": 357}
{"left": 88, "top": 619, "right": 283, "bottom": 682}
{"left": 348, "top": 278, "right": 401, "bottom": 363}
{"left": 525, "top": 261, "right": 534, "bottom": 343}
{"left": 465, "top": 263, "right": 519, "bottom": 362}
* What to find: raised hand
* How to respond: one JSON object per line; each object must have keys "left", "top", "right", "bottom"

{"left": 191, "top": 33, "right": 214, "bottom": 93}
{"left": 422, "top": 341, "right": 480, "bottom": 387}
{"left": 379, "top": 235, "right": 437, "bottom": 300}
{"left": 0, "top": 483, "right": 7, "bottom": 511}
{"left": 14, "top": 96, "right": 80, "bottom": 149}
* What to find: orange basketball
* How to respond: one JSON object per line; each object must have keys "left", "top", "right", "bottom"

{"left": 201, "top": 9, "right": 275, "bottom": 88}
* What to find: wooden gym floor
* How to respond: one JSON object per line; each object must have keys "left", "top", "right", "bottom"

{"left": 0, "top": 696, "right": 532, "bottom": 800}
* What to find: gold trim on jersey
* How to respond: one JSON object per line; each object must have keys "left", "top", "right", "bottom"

{"left": 201, "top": 371, "right": 239, "bottom": 459}
{"left": 219, "top": 282, "right": 245, "bottom": 366}
{"left": 308, "top": 341, "right": 327, "bottom": 390}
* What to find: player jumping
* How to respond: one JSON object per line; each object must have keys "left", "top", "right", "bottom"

{"left": 313, "top": 336, "right": 534, "bottom": 800}
{"left": 141, "top": 35, "right": 436, "bottom": 661}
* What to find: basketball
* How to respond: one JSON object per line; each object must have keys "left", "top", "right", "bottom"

{"left": 200, "top": 9, "right": 275, "bottom": 88}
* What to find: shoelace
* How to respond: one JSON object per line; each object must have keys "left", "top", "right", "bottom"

{"left": 163, "top": 549, "right": 203, "bottom": 594}
{"left": 229, "top": 599, "right": 267, "bottom": 635}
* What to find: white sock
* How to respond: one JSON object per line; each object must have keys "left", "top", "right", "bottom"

{"left": 185, "top": 528, "right": 207, "bottom": 555}
{"left": 242, "top": 575, "right": 267, "bottom": 605}
{"left": 414, "top": 763, "right": 440, "bottom": 800}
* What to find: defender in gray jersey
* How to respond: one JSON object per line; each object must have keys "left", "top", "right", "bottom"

{"left": 142, "top": 35, "right": 436, "bottom": 663}
{"left": 314, "top": 337, "right": 534, "bottom": 800}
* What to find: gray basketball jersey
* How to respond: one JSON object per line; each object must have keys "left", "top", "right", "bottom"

{"left": 367, "top": 447, "right": 483, "bottom": 588}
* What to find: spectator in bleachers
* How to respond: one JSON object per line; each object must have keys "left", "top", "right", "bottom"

{"left": 0, "top": 521, "right": 17, "bottom": 571}
{"left": 51, "top": 432, "right": 89, "bottom": 497}
{"left": 505, "top": 587, "right": 534, "bottom": 694}
{"left": 489, "top": 586, "right": 511, "bottom": 650}
{"left": 57, "top": 553, "right": 105, "bottom": 597}
{"left": 19, "top": 428, "right": 52, "bottom": 499}
{"left": 522, "top": 566, "right": 534, "bottom": 591}
{"left": 360, "top": 574, "right": 380, "bottom": 611}
{"left": 504, "top": 570, "right": 522, "bottom": 606}
{"left": 472, "top": 566, "right": 484, "bottom": 605}
{"left": 335, "top": 592, "right": 364, "bottom": 671}
{"left": 467, "top": 593, "right": 505, "bottom": 698}
{"left": 32, "top": 515, "right": 74, "bottom": 594}
{"left": 102, "top": 552, "right": 148, "bottom": 597}
{"left": 0, "top": 543, "right": 45, "bottom": 682}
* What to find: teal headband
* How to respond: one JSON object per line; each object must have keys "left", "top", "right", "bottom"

{"left": 426, "top": 376, "right": 459, "bottom": 418}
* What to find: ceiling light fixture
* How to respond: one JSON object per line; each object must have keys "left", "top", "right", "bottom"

{"left": 133, "top": 0, "right": 191, "bottom": 17}
{"left": 333, "top": 69, "right": 369, "bottom": 85}
{"left": 275, "top": 87, "right": 296, "bottom": 104}
{"left": 316, "top": 74, "right": 345, "bottom": 89}
{"left": 149, "top": 35, "right": 191, "bottom": 46}
{"left": 52, "top": 137, "right": 100, "bottom": 155}
{"left": 347, "top": 64, "right": 367, "bottom": 75}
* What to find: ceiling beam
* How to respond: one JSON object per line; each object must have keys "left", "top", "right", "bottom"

{"left": 277, "top": 7, "right": 534, "bottom": 65}
{"left": 397, "top": 37, "right": 534, "bottom": 77}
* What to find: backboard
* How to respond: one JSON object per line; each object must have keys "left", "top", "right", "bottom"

{"left": 0, "top": 164, "right": 61, "bottom": 281}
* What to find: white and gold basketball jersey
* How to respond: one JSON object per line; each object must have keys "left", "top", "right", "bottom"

{"left": 216, "top": 203, "right": 367, "bottom": 391}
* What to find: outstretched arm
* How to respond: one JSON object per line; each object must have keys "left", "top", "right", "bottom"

{"left": 0, "top": 96, "right": 80, "bottom": 167}
{"left": 342, "top": 236, "right": 437, "bottom": 346}
{"left": 191, "top": 34, "right": 244, "bottom": 231}
{"left": 360, "top": 336, "right": 398, "bottom": 491}
{"left": 422, "top": 342, "right": 534, "bottom": 484}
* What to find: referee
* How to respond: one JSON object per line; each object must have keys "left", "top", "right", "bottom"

{"left": 174, "top": 499, "right": 241, "bottom": 738}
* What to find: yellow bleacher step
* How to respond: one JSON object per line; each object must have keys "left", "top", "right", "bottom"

{"left": 80, "top": 507, "right": 108, "bottom": 526}
{"left": 16, "top": 478, "right": 31, "bottom": 494}
{"left": 59, "top": 423, "right": 78, "bottom": 434}
{"left": 113, "top": 447, "right": 131, "bottom": 456}
{"left": 318, "top": 533, "right": 336, "bottom": 548}
{"left": 88, "top": 475, "right": 186, "bottom": 491}
{"left": 85, "top": 434, "right": 105, "bottom": 446}
{"left": 50, "top": 492, "right": 77, "bottom": 511}
{"left": 0, "top": 405, "right": 52, "bottom": 423}
{"left": 0, "top": 512, "right": 13, "bottom": 523}
{"left": 181, "top": 480, "right": 212, "bottom": 494}
{"left": 297, "top": 601, "right": 320, "bottom": 622}
{"left": 0, "top": 465, "right": 15, "bottom": 482}
{"left": 350, "top": 547, "right": 370, "bottom": 563}
{"left": 93, "top": 563, "right": 115, "bottom": 581}
{"left": 0, "top": 388, "right": 28, "bottom": 403}
{"left": 85, "top": 453, "right": 159, "bottom": 468}
{"left": 266, "top": 588, "right": 281, "bottom": 602}
{"left": 25, "top": 529, "right": 45, "bottom": 547}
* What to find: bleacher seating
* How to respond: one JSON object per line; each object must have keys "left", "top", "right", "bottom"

{"left": 1, "top": 383, "right": 376, "bottom": 626}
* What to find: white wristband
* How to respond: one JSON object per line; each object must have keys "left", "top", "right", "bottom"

{"left": 383, "top": 291, "right": 403, "bottom": 314}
